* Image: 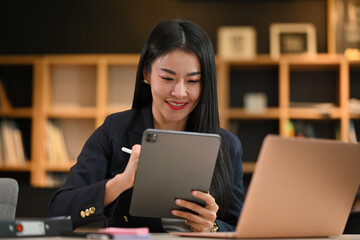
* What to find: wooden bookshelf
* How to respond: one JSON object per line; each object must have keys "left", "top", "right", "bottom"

{"left": 0, "top": 54, "right": 359, "bottom": 187}
{"left": 0, "top": 55, "right": 140, "bottom": 187}
{"left": 0, "top": 56, "right": 39, "bottom": 181}
{"left": 217, "top": 54, "right": 355, "bottom": 166}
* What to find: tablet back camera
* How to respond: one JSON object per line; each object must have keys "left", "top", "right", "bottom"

{"left": 146, "top": 133, "right": 157, "bottom": 143}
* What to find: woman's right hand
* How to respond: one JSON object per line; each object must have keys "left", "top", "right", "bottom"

{"left": 104, "top": 144, "right": 141, "bottom": 206}
{"left": 121, "top": 144, "right": 141, "bottom": 189}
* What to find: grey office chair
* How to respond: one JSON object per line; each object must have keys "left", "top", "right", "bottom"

{"left": 0, "top": 178, "right": 19, "bottom": 220}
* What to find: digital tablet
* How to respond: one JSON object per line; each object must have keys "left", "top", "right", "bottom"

{"left": 129, "top": 128, "right": 221, "bottom": 219}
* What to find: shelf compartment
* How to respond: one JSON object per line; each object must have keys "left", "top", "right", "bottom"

{"left": 49, "top": 65, "right": 97, "bottom": 108}
{"left": 289, "top": 119, "right": 340, "bottom": 139}
{"left": 349, "top": 62, "right": 360, "bottom": 99}
{"left": 349, "top": 64, "right": 360, "bottom": 110}
{"left": 289, "top": 65, "right": 340, "bottom": 107}
{"left": 0, "top": 65, "right": 33, "bottom": 108}
{"left": 229, "top": 65, "right": 279, "bottom": 108}
{"left": 107, "top": 65, "right": 137, "bottom": 110}
{"left": 46, "top": 119, "right": 95, "bottom": 163}
{"left": 0, "top": 118, "right": 32, "bottom": 165}
{"left": 229, "top": 119, "right": 279, "bottom": 163}
{"left": 349, "top": 119, "right": 360, "bottom": 142}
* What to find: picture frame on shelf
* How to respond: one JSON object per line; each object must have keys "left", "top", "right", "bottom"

{"left": 269, "top": 23, "right": 317, "bottom": 59}
{"left": 328, "top": 0, "right": 360, "bottom": 60}
{"left": 217, "top": 26, "right": 256, "bottom": 59}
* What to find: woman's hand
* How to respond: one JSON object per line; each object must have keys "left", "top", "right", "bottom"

{"left": 121, "top": 144, "right": 141, "bottom": 189}
{"left": 172, "top": 191, "right": 219, "bottom": 232}
{"left": 104, "top": 144, "right": 141, "bottom": 206}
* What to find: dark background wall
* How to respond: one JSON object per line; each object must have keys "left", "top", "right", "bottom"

{"left": 0, "top": 0, "right": 328, "bottom": 55}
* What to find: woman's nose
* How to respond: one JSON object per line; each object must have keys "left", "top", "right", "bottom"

{"left": 171, "top": 81, "right": 187, "bottom": 98}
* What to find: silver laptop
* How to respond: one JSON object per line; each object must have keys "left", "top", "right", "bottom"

{"left": 174, "top": 135, "right": 360, "bottom": 238}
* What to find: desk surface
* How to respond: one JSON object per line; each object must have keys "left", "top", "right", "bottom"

{"left": 1, "top": 234, "right": 360, "bottom": 240}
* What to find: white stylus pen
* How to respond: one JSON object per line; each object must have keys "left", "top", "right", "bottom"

{"left": 121, "top": 147, "right": 132, "bottom": 154}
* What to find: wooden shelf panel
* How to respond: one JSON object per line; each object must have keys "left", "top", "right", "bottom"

{"left": 107, "top": 105, "right": 132, "bottom": 115}
{"left": 243, "top": 162, "right": 256, "bottom": 173}
{"left": 228, "top": 108, "right": 280, "bottom": 119}
{"left": 46, "top": 55, "right": 103, "bottom": 65}
{"left": 47, "top": 107, "right": 97, "bottom": 118}
{"left": 0, "top": 108, "right": 33, "bottom": 118}
{"left": 285, "top": 54, "right": 344, "bottom": 65}
{"left": 0, "top": 56, "right": 38, "bottom": 64}
{"left": 288, "top": 107, "right": 341, "bottom": 119}
{"left": 45, "top": 54, "right": 140, "bottom": 65}
{"left": 106, "top": 54, "right": 140, "bottom": 65}
{"left": 0, "top": 162, "right": 31, "bottom": 172}
{"left": 46, "top": 161, "right": 76, "bottom": 172}
{"left": 350, "top": 113, "right": 360, "bottom": 119}
{"left": 222, "top": 55, "right": 279, "bottom": 66}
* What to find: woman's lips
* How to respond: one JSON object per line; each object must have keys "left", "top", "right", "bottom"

{"left": 165, "top": 100, "right": 188, "bottom": 110}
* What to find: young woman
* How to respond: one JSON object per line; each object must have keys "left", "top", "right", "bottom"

{"left": 47, "top": 19, "right": 244, "bottom": 233}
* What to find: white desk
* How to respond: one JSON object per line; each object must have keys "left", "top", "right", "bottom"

{"left": 0, "top": 234, "right": 360, "bottom": 240}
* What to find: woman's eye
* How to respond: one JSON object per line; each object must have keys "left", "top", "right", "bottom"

{"left": 188, "top": 79, "right": 200, "bottom": 83}
{"left": 161, "top": 77, "right": 173, "bottom": 81}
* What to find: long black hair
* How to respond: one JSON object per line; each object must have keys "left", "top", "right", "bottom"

{"left": 132, "top": 19, "right": 233, "bottom": 219}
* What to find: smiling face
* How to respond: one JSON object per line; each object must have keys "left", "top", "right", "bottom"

{"left": 144, "top": 49, "right": 202, "bottom": 131}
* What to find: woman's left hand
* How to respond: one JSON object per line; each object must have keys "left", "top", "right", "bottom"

{"left": 172, "top": 191, "right": 219, "bottom": 232}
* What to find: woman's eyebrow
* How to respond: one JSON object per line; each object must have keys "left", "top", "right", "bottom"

{"left": 160, "top": 68, "right": 201, "bottom": 76}
{"left": 187, "top": 71, "right": 201, "bottom": 76}
{"left": 160, "top": 68, "right": 176, "bottom": 75}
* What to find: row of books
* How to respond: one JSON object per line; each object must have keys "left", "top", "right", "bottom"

{"left": 0, "top": 119, "right": 27, "bottom": 166}
{"left": 0, "top": 119, "right": 70, "bottom": 166}
{"left": 46, "top": 120, "right": 69, "bottom": 165}
{"left": 46, "top": 121, "right": 73, "bottom": 186}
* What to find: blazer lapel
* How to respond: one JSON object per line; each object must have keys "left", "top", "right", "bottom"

{"left": 128, "top": 105, "right": 154, "bottom": 148}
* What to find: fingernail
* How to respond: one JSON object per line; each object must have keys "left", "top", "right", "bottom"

{"left": 192, "top": 191, "right": 198, "bottom": 196}
{"left": 172, "top": 210, "right": 178, "bottom": 215}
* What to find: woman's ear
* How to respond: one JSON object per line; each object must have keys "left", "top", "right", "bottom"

{"left": 143, "top": 67, "right": 150, "bottom": 84}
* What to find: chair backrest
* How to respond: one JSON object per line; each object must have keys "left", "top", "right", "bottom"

{"left": 0, "top": 178, "right": 19, "bottom": 220}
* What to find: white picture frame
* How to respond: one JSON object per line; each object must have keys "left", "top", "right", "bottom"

{"left": 270, "top": 23, "right": 317, "bottom": 59}
{"left": 217, "top": 26, "right": 257, "bottom": 59}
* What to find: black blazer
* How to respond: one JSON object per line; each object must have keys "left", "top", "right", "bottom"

{"left": 47, "top": 106, "right": 244, "bottom": 232}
